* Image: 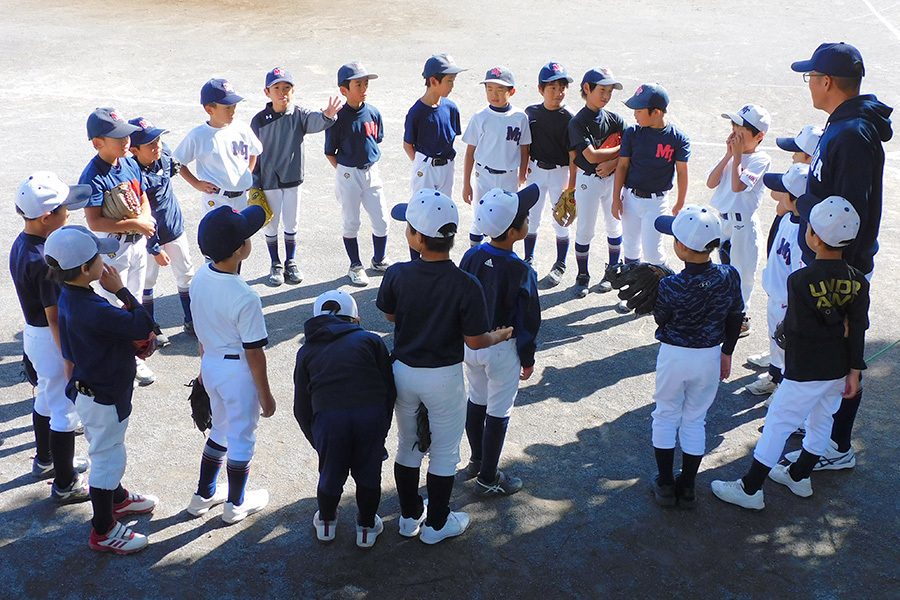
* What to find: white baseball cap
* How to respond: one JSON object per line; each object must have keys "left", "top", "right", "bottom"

{"left": 798, "top": 195, "right": 860, "bottom": 248}
{"left": 722, "top": 104, "right": 771, "bottom": 134}
{"left": 475, "top": 184, "right": 540, "bottom": 238}
{"left": 776, "top": 125, "right": 823, "bottom": 156}
{"left": 655, "top": 205, "right": 723, "bottom": 252}
{"left": 45, "top": 225, "right": 119, "bottom": 270}
{"left": 763, "top": 163, "right": 810, "bottom": 199}
{"left": 16, "top": 172, "right": 91, "bottom": 219}
{"left": 391, "top": 189, "right": 459, "bottom": 238}
{"left": 313, "top": 290, "right": 359, "bottom": 319}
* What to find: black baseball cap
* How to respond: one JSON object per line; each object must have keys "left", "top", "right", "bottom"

{"left": 198, "top": 205, "right": 265, "bottom": 262}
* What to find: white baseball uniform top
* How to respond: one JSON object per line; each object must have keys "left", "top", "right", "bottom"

{"left": 762, "top": 214, "right": 804, "bottom": 306}
{"left": 462, "top": 105, "right": 532, "bottom": 172}
{"left": 708, "top": 151, "right": 771, "bottom": 215}
{"left": 174, "top": 120, "right": 262, "bottom": 192}
{"left": 189, "top": 264, "right": 268, "bottom": 356}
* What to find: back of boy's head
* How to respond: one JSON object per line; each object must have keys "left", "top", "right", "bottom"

{"left": 198, "top": 205, "right": 266, "bottom": 262}
{"left": 475, "top": 185, "right": 540, "bottom": 241}
{"left": 44, "top": 225, "right": 118, "bottom": 282}
{"left": 313, "top": 290, "right": 359, "bottom": 321}
{"left": 391, "top": 189, "right": 459, "bottom": 252}
{"left": 16, "top": 172, "right": 90, "bottom": 221}
{"left": 655, "top": 205, "right": 722, "bottom": 254}
{"left": 799, "top": 195, "right": 860, "bottom": 249}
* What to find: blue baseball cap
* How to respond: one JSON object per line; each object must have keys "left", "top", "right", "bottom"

{"left": 200, "top": 78, "right": 243, "bottom": 106}
{"left": 581, "top": 67, "right": 622, "bottom": 90}
{"left": 127, "top": 117, "right": 169, "bottom": 147}
{"left": 86, "top": 107, "right": 140, "bottom": 140}
{"left": 480, "top": 66, "right": 515, "bottom": 87}
{"left": 338, "top": 62, "right": 378, "bottom": 86}
{"left": 539, "top": 62, "right": 573, "bottom": 84}
{"left": 791, "top": 42, "right": 865, "bottom": 77}
{"left": 198, "top": 205, "right": 266, "bottom": 262}
{"left": 45, "top": 225, "right": 119, "bottom": 270}
{"left": 423, "top": 54, "right": 467, "bottom": 79}
{"left": 265, "top": 67, "right": 294, "bottom": 88}
{"left": 624, "top": 83, "right": 670, "bottom": 110}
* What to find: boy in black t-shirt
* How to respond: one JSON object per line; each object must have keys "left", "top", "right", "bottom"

{"left": 377, "top": 189, "right": 512, "bottom": 545}
{"left": 712, "top": 196, "right": 869, "bottom": 510}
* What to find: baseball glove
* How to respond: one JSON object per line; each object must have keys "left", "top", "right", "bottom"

{"left": 773, "top": 321, "right": 786, "bottom": 349}
{"left": 599, "top": 132, "right": 622, "bottom": 149}
{"left": 133, "top": 332, "right": 158, "bottom": 359}
{"left": 553, "top": 188, "right": 577, "bottom": 227}
{"left": 413, "top": 402, "right": 431, "bottom": 453}
{"left": 605, "top": 262, "right": 674, "bottom": 315}
{"left": 102, "top": 182, "right": 143, "bottom": 234}
{"left": 247, "top": 188, "right": 273, "bottom": 226}
{"left": 187, "top": 377, "right": 212, "bottom": 433}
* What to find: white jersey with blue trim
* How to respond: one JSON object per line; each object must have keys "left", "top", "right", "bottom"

{"left": 462, "top": 105, "right": 531, "bottom": 173}
{"left": 762, "top": 214, "right": 804, "bottom": 306}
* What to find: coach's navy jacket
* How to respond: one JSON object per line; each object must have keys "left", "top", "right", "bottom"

{"left": 293, "top": 315, "right": 395, "bottom": 447}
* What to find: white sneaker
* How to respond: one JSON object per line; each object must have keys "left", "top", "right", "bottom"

{"left": 747, "top": 353, "right": 771, "bottom": 368}
{"left": 187, "top": 489, "right": 228, "bottom": 516}
{"left": 420, "top": 511, "right": 470, "bottom": 544}
{"left": 356, "top": 514, "right": 384, "bottom": 548}
{"left": 615, "top": 300, "right": 631, "bottom": 314}
{"left": 89, "top": 522, "right": 149, "bottom": 554}
{"left": 768, "top": 464, "right": 813, "bottom": 498}
{"left": 348, "top": 264, "right": 369, "bottom": 287}
{"left": 134, "top": 359, "right": 156, "bottom": 386}
{"left": 784, "top": 441, "right": 856, "bottom": 471}
{"left": 313, "top": 510, "right": 338, "bottom": 542}
{"left": 222, "top": 489, "right": 269, "bottom": 524}
{"left": 711, "top": 479, "right": 765, "bottom": 510}
{"left": 398, "top": 499, "right": 428, "bottom": 537}
{"left": 747, "top": 376, "right": 779, "bottom": 396}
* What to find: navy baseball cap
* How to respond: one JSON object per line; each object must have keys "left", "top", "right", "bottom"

{"left": 581, "top": 67, "right": 622, "bottom": 90}
{"left": 475, "top": 184, "right": 540, "bottom": 238}
{"left": 791, "top": 42, "right": 865, "bottom": 77}
{"left": 265, "top": 67, "right": 294, "bottom": 88}
{"left": 391, "top": 189, "right": 459, "bottom": 238}
{"left": 797, "top": 195, "right": 860, "bottom": 248}
{"left": 624, "top": 83, "right": 669, "bottom": 110}
{"left": 198, "top": 205, "right": 266, "bottom": 262}
{"left": 338, "top": 62, "right": 378, "bottom": 86}
{"left": 127, "top": 117, "right": 169, "bottom": 147}
{"left": 776, "top": 125, "right": 823, "bottom": 155}
{"left": 539, "top": 62, "right": 573, "bottom": 84}
{"left": 200, "top": 78, "right": 243, "bottom": 106}
{"left": 480, "top": 66, "right": 515, "bottom": 87}
{"left": 655, "top": 205, "right": 722, "bottom": 253}
{"left": 423, "top": 54, "right": 467, "bottom": 79}
{"left": 86, "top": 107, "right": 140, "bottom": 140}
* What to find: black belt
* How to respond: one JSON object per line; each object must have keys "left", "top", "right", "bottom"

{"left": 721, "top": 212, "right": 743, "bottom": 222}
{"left": 224, "top": 354, "right": 240, "bottom": 360}
{"left": 222, "top": 190, "right": 244, "bottom": 198}
{"left": 477, "top": 163, "right": 509, "bottom": 175}
{"left": 355, "top": 165, "right": 371, "bottom": 171}
{"left": 112, "top": 233, "right": 142, "bottom": 243}
{"left": 429, "top": 157, "right": 450, "bottom": 167}
{"left": 631, "top": 188, "right": 661, "bottom": 198}
{"left": 536, "top": 160, "right": 562, "bottom": 170}
{"left": 74, "top": 380, "right": 94, "bottom": 397}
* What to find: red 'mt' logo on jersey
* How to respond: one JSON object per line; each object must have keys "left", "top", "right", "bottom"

{"left": 364, "top": 121, "right": 379, "bottom": 138}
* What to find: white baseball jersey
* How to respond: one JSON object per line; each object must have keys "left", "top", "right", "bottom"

{"left": 462, "top": 106, "right": 532, "bottom": 172}
{"left": 709, "top": 152, "right": 771, "bottom": 215}
{"left": 762, "top": 214, "right": 804, "bottom": 306}
{"left": 189, "top": 264, "right": 268, "bottom": 356}
{"left": 174, "top": 121, "right": 262, "bottom": 192}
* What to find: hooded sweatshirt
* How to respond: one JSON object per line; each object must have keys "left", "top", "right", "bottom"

{"left": 293, "top": 314, "right": 395, "bottom": 446}
{"left": 803, "top": 94, "right": 893, "bottom": 273}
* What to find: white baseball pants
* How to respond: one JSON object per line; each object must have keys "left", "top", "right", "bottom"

{"left": 200, "top": 190, "right": 248, "bottom": 214}
{"left": 262, "top": 187, "right": 301, "bottom": 237}
{"left": 335, "top": 164, "right": 388, "bottom": 238}
{"left": 525, "top": 161, "right": 570, "bottom": 239}
{"left": 202, "top": 353, "right": 261, "bottom": 463}
{"left": 574, "top": 172, "right": 619, "bottom": 246}
{"left": 144, "top": 233, "right": 195, "bottom": 291}
{"left": 98, "top": 236, "right": 147, "bottom": 304}
{"left": 470, "top": 164, "right": 519, "bottom": 236}
{"left": 25, "top": 325, "right": 79, "bottom": 432}
{"left": 75, "top": 393, "right": 129, "bottom": 490}
{"left": 720, "top": 211, "right": 761, "bottom": 308}
{"left": 410, "top": 152, "right": 455, "bottom": 197}
{"left": 464, "top": 338, "right": 521, "bottom": 418}
{"left": 621, "top": 188, "right": 667, "bottom": 265}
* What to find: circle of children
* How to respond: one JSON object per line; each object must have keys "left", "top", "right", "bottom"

{"left": 11, "top": 41, "right": 892, "bottom": 554}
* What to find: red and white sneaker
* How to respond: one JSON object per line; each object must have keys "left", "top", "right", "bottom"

{"left": 113, "top": 491, "right": 159, "bottom": 519}
{"left": 88, "top": 522, "right": 149, "bottom": 554}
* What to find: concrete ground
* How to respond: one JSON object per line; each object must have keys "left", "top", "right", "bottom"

{"left": 0, "top": 1, "right": 898, "bottom": 598}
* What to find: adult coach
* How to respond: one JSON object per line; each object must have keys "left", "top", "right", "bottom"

{"left": 791, "top": 42, "right": 892, "bottom": 469}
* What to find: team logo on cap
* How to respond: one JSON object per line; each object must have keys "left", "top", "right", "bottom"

{"left": 551, "top": 63, "right": 562, "bottom": 72}
{"left": 600, "top": 68, "right": 610, "bottom": 76}
{"left": 138, "top": 119, "right": 151, "bottom": 128}
{"left": 634, "top": 85, "right": 643, "bottom": 95}
{"left": 110, "top": 112, "right": 120, "bottom": 121}
{"left": 223, "top": 82, "right": 234, "bottom": 92}
{"left": 351, "top": 62, "right": 361, "bottom": 69}
{"left": 490, "top": 67, "right": 502, "bottom": 77}
{"left": 273, "top": 68, "right": 284, "bottom": 77}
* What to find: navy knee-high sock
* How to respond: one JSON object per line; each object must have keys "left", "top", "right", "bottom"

{"left": 556, "top": 237, "right": 569, "bottom": 265}
{"left": 425, "top": 472, "right": 453, "bottom": 530}
{"left": 465, "top": 401, "right": 487, "bottom": 461}
{"left": 316, "top": 488, "right": 341, "bottom": 522}
{"left": 830, "top": 389, "right": 862, "bottom": 452}
{"left": 266, "top": 234, "right": 280, "bottom": 264}
{"left": 196, "top": 438, "right": 226, "bottom": 498}
{"left": 32, "top": 411, "right": 52, "bottom": 463}
{"left": 607, "top": 235, "right": 622, "bottom": 265}
{"left": 372, "top": 235, "right": 387, "bottom": 263}
{"left": 356, "top": 484, "right": 380, "bottom": 528}
{"left": 524, "top": 234, "right": 537, "bottom": 261}
{"left": 284, "top": 232, "right": 296, "bottom": 261}
{"left": 479, "top": 415, "right": 509, "bottom": 483}
{"left": 49, "top": 430, "right": 76, "bottom": 488}
{"left": 178, "top": 288, "right": 192, "bottom": 324}
{"left": 343, "top": 237, "right": 361, "bottom": 266}
{"left": 226, "top": 459, "right": 250, "bottom": 506}
{"left": 575, "top": 243, "right": 590, "bottom": 277}
{"left": 90, "top": 487, "right": 115, "bottom": 534}
{"left": 394, "top": 462, "right": 423, "bottom": 519}
{"left": 142, "top": 288, "right": 154, "bottom": 318}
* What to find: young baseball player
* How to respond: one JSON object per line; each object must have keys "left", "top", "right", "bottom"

{"left": 46, "top": 225, "right": 160, "bottom": 554}
{"left": 324, "top": 62, "right": 391, "bottom": 287}
{"left": 461, "top": 185, "right": 542, "bottom": 496}
{"left": 404, "top": 54, "right": 466, "bottom": 199}
{"left": 651, "top": 206, "right": 744, "bottom": 507}
{"left": 612, "top": 84, "right": 691, "bottom": 312}
{"left": 128, "top": 117, "right": 196, "bottom": 343}
{"left": 712, "top": 196, "right": 869, "bottom": 510}
{"left": 523, "top": 62, "right": 576, "bottom": 286}
{"left": 567, "top": 67, "right": 626, "bottom": 297}
{"left": 251, "top": 67, "right": 341, "bottom": 287}
{"left": 293, "top": 290, "right": 395, "bottom": 548}
{"left": 746, "top": 164, "right": 809, "bottom": 397}
{"left": 187, "top": 205, "right": 276, "bottom": 524}
{"left": 462, "top": 66, "right": 531, "bottom": 246}
{"left": 749, "top": 125, "right": 822, "bottom": 370}
{"left": 377, "top": 189, "right": 512, "bottom": 544}
{"left": 11, "top": 173, "right": 91, "bottom": 500}
{"left": 707, "top": 104, "right": 773, "bottom": 337}
{"left": 79, "top": 107, "right": 158, "bottom": 386}
{"left": 174, "top": 78, "right": 263, "bottom": 215}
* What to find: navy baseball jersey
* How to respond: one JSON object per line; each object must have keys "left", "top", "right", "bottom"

{"left": 324, "top": 103, "right": 383, "bottom": 168}
{"left": 251, "top": 102, "right": 336, "bottom": 189}
{"left": 620, "top": 124, "right": 690, "bottom": 193}
{"left": 404, "top": 98, "right": 462, "bottom": 160}
{"left": 376, "top": 259, "right": 490, "bottom": 368}
{"left": 79, "top": 155, "right": 147, "bottom": 208}
{"left": 568, "top": 107, "right": 626, "bottom": 174}
{"left": 460, "top": 243, "right": 541, "bottom": 368}
{"left": 526, "top": 104, "right": 575, "bottom": 167}
{"left": 139, "top": 143, "right": 184, "bottom": 252}
{"left": 10, "top": 233, "right": 59, "bottom": 327}
{"left": 654, "top": 262, "right": 743, "bottom": 351}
